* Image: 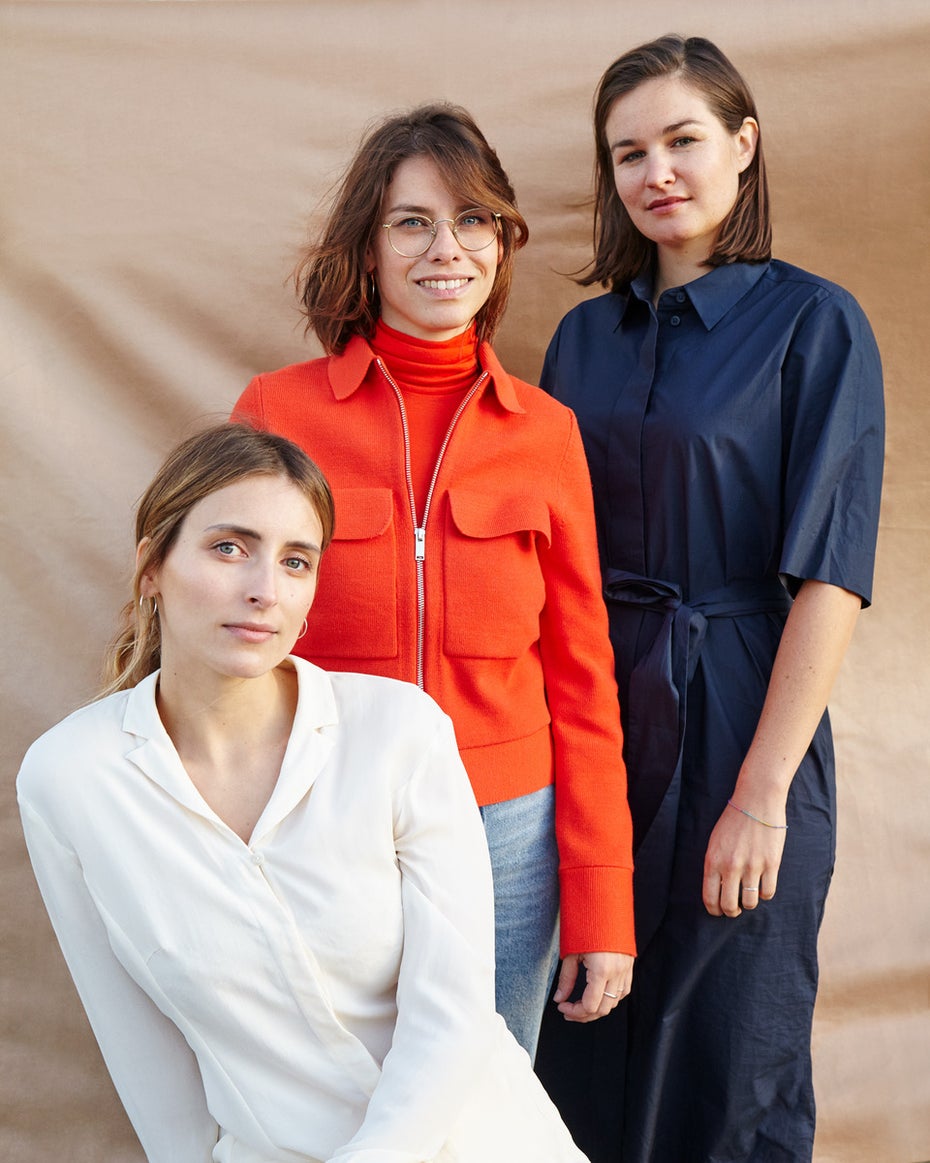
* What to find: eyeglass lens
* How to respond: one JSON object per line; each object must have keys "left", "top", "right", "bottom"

{"left": 385, "top": 209, "right": 498, "bottom": 257}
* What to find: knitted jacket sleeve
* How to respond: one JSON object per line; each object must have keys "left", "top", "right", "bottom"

{"left": 537, "top": 409, "right": 636, "bottom": 956}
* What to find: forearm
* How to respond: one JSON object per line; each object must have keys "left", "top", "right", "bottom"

{"left": 732, "top": 579, "right": 862, "bottom": 814}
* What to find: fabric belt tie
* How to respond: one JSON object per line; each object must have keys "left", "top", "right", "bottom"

{"left": 603, "top": 570, "right": 792, "bottom": 951}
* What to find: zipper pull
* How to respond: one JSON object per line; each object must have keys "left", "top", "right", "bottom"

{"left": 414, "top": 527, "right": 426, "bottom": 562}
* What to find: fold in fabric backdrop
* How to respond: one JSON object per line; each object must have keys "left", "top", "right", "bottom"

{"left": 1, "top": 3, "right": 928, "bottom": 1161}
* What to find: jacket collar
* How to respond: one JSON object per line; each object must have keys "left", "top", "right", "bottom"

{"left": 328, "top": 333, "right": 526, "bottom": 415}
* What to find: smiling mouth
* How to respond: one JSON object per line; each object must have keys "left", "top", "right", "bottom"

{"left": 417, "top": 278, "right": 471, "bottom": 290}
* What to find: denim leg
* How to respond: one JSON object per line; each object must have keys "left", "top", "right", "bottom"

{"left": 479, "top": 784, "right": 560, "bottom": 1061}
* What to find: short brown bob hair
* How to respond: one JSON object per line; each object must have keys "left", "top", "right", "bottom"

{"left": 583, "top": 34, "right": 771, "bottom": 291}
{"left": 296, "top": 103, "right": 528, "bottom": 354}
{"left": 101, "top": 423, "right": 335, "bottom": 696}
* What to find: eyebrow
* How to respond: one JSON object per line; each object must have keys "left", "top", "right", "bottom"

{"left": 383, "top": 201, "right": 475, "bottom": 219}
{"left": 203, "top": 524, "right": 321, "bottom": 554}
{"left": 610, "top": 119, "right": 705, "bottom": 149}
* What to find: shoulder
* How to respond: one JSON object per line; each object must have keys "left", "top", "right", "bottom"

{"left": 300, "top": 661, "right": 453, "bottom": 743}
{"left": 550, "top": 291, "right": 626, "bottom": 340}
{"left": 245, "top": 353, "right": 334, "bottom": 392}
{"left": 327, "top": 669, "right": 449, "bottom": 730}
{"left": 760, "top": 260, "right": 874, "bottom": 325}
{"left": 479, "top": 342, "right": 580, "bottom": 434}
{"left": 16, "top": 690, "right": 132, "bottom": 805}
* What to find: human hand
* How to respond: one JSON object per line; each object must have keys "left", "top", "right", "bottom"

{"left": 552, "top": 951, "right": 634, "bottom": 1023}
{"left": 702, "top": 797, "right": 788, "bottom": 917}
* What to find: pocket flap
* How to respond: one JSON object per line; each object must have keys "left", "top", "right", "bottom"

{"left": 331, "top": 488, "right": 394, "bottom": 540}
{"left": 447, "top": 489, "right": 551, "bottom": 543}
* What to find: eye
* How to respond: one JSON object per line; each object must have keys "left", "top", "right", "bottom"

{"left": 283, "top": 555, "right": 314, "bottom": 573}
{"left": 672, "top": 135, "right": 697, "bottom": 147}
{"left": 458, "top": 209, "right": 491, "bottom": 227}
{"left": 394, "top": 215, "right": 430, "bottom": 230}
{"left": 615, "top": 149, "right": 644, "bottom": 165}
{"left": 213, "top": 540, "right": 245, "bottom": 558}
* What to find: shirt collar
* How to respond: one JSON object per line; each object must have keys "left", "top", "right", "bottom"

{"left": 624, "top": 261, "right": 770, "bottom": 331}
{"left": 120, "top": 659, "right": 339, "bottom": 837}
{"left": 328, "top": 333, "right": 525, "bottom": 414}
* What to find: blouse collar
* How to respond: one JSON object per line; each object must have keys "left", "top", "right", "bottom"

{"left": 120, "top": 659, "right": 339, "bottom": 841}
{"left": 624, "top": 261, "right": 770, "bottom": 331}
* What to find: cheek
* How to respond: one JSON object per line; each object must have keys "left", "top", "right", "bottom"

{"left": 612, "top": 173, "right": 639, "bottom": 214}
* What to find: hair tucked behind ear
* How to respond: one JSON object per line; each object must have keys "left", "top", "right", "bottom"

{"left": 99, "top": 423, "right": 334, "bottom": 698}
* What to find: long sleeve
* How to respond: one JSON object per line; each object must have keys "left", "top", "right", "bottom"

{"left": 536, "top": 411, "right": 636, "bottom": 955}
{"left": 19, "top": 801, "right": 219, "bottom": 1163}
{"left": 328, "top": 711, "right": 499, "bottom": 1163}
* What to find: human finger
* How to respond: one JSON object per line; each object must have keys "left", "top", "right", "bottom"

{"left": 702, "top": 869, "right": 723, "bottom": 916}
{"left": 759, "top": 866, "right": 779, "bottom": 901}
{"left": 551, "top": 954, "right": 580, "bottom": 1004}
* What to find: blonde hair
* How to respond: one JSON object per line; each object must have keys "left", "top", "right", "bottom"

{"left": 100, "top": 423, "right": 334, "bottom": 696}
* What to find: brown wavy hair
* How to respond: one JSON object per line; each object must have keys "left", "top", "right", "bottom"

{"left": 100, "top": 423, "right": 335, "bottom": 697}
{"left": 583, "top": 34, "right": 771, "bottom": 291}
{"left": 296, "top": 103, "right": 528, "bottom": 354}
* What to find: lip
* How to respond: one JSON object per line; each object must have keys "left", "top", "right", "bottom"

{"left": 646, "top": 196, "right": 689, "bottom": 213}
{"left": 415, "top": 276, "right": 473, "bottom": 294}
{"left": 224, "top": 622, "right": 277, "bottom": 643}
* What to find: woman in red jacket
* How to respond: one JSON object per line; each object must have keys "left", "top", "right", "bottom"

{"left": 234, "top": 104, "right": 634, "bottom": 1059}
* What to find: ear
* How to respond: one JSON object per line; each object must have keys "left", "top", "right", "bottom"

{"left": 735, "top": 117, "right": 759, "bottom": 174}
{"left": 136, "top": 537, "right": 158, "bottom": 598}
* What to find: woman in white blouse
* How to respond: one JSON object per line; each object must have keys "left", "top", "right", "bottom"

{"left": 17, "top": 423, "right": 587, "bottom": 1163}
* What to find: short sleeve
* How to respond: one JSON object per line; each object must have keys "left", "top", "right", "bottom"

{"left": 779, "top": 288, "right": 884, "bottom": 605}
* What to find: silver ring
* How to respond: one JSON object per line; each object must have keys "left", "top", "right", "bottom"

{"left": 603, "top": 990, "right": 619, "bottom": 999}
{"left": 742, "top": 886, "right": 759, "bottom": 892}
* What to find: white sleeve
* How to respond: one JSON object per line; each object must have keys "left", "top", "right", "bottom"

{"left": 327, "top": 710, "right": 501, "bottom": 1163}
{"left": 19, "top": 800, "right": 219, "bottom": 1163}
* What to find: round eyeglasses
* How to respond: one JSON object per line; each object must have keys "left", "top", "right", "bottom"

{"left": 381, "top": 207, "right": 502, "bottom": 258}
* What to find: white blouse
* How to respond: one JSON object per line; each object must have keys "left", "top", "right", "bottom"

{"left": 18, "top": 658, "right": 586, "bottom": 1163}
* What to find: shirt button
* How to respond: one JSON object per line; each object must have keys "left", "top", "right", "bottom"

{"left": 675, "top": 292, "right": 686, "bottom": 303}
{"left": 250, "top": 851, "right": 265, "bottom": 867}
{"left": 670, "top": 315, "right": 681, "bottom": 326}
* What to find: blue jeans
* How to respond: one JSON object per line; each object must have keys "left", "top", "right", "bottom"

{"left": 479, "top": 784, "right": 560, "bottom": 1060}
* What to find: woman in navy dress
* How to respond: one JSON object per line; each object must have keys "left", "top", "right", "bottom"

{"left": 535, "top": 34, "right": 884, "bottom": 1163}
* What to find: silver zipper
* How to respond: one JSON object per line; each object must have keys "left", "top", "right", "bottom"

{"left": 376, "top": 358, "right": 489, "bottom": 689}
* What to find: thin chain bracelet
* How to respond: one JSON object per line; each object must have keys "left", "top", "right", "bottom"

{"left": 726, "top": 798, "right": 788, "bottom": 830}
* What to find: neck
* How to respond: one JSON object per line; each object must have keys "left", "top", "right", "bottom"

{"left": 654, "top": 243, "right": 712, "bottom": 301}
{"left": 155, "top": 663, "right": 296, "bottom": 762}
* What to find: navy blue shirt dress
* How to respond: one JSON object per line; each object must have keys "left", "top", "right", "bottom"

{"left": 534, "top": 260, "right": 884, "bottom": 1163}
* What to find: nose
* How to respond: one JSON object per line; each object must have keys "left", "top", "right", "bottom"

{"left": 426, "top": 218, "right": 461, "bottom": 260}
{"left": 247, "top": 558, "right": 278, "bottom": 608}
{"left": 644, "top": 149, "right": 675, "bottom": 188}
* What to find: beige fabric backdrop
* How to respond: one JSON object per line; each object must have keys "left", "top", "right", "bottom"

{"left": 2, "top": 2, "right": 928, "bottom": 1160}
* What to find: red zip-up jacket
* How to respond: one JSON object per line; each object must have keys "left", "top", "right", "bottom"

{"left": 234, "top": 335, "right": 635, "bottom": 956}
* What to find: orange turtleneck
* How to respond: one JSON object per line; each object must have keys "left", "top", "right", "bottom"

{"left": 370, "top": 321, "right": 481, "bottom": 513}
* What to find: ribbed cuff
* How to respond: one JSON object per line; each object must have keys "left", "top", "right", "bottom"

{"left": 558, "top": 864, "right": 636, "bottom": 957}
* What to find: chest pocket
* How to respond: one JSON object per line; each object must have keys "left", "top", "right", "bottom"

{"left": 443, "top": 489, "right": 550, "bottom": 659}
{"left": 306, "top": 488, "right": 398, "bottom": 660}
